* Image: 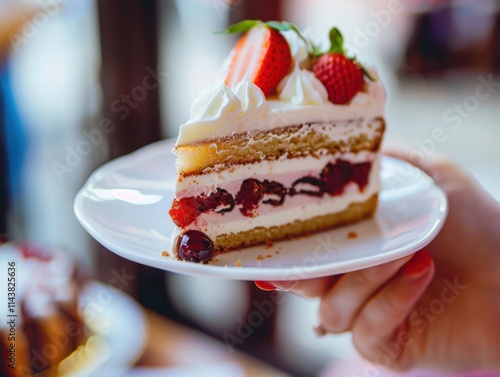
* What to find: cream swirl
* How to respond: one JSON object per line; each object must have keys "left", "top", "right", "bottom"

{"left": 277, "top": 65, "right": 328, "bottom": 105}
{"left": 188, "top": 84, "right": 241, "bottom": 123}
{"left": 233, "top": 77, "right": 266, "bottom": 114}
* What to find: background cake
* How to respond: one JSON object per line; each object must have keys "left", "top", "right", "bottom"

{"left": 0, "top": 243, "right": 87, "bottom": 377}
{"left": 169, "top": 21, "right": 385, "bottom": 263}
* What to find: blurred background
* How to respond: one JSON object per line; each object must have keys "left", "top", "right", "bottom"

{"left": 1, "top": 0, "right": 499, "bottom": 376}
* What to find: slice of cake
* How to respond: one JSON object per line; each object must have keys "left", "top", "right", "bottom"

{"left": 168, "top": 21, "right": 385, "bottom": 263}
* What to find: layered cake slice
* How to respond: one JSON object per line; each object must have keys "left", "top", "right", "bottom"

{"left": 169, "top": 21, "right": 385, "bottom": 263}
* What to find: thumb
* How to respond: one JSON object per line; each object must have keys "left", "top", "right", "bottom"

{"left": 382, "top": 140, "right": 468, "bottom": 188}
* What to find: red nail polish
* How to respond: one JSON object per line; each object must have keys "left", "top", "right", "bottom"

{"left": 254, "top": 281, "right": 277, "bottom": 291}
{"left": 403, "top": 250, "right": 432, "bottom": 278}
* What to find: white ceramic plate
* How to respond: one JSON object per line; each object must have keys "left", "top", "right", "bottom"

{"left": 77, "top": 281, "right": 147, "bottom": 377}
{"left": 74, "top": 139, "right": 447, "bottom": 281}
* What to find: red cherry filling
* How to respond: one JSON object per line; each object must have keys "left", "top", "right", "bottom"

{"left": 201, "top": 188, "right": 235, "bottom": 213}
{"left": 320, "top": 160, "right": 353, "bottom": 196}
{"left": 170, "top": 188, "right": 234, "bottom": 227}
{"left": 261, "top": 180, "right": 286, "bottom": 206}
{"left": 169, "top": 160, "right": 372, "bottom": 226}
{"left": 176, "top": 230, "right": 214, "bottom": 263}
{"left": 169, "top": 197, "right": 201, "bottom": 227}
{"left": 352, "top": 162, "right": 371, "bottom": 189}
{"left": 235, "top": 179, "right": 265, "bottom": 217}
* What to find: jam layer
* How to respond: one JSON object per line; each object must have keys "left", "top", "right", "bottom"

{"left": 170, "top": 159, "right": 371, "bottom": 228}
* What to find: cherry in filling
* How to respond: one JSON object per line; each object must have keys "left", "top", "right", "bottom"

{"left": 169, "top": 159, "right": 372, "bottom": 227}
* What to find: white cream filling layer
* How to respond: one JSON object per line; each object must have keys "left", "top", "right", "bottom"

{"left": 176, "top": 150, "right": 378, "bottom": 196}
{"left": 195, "top": 156, "right": 379, "bottom": 239}
{"left": 170, "top": 154, "right": 381, "bottom": 246}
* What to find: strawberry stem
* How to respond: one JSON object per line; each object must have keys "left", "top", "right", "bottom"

{"left": 218, "top": 19, "right": 311, "bottom": 51}
{"left": 216, "top": 19, "right": 262, "bottom": 35}
{"left": 327, "top": 27, "right": 345, "bottom": 55}
{"left": 359, "top": 64, "right": 376, "bottom": 81}
{"left": 266, "top": 21, "right": 310, "bottom": 49}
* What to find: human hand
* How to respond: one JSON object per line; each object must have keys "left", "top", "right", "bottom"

{"left": 256, "top": 143, "right": 500, "bottom": 371}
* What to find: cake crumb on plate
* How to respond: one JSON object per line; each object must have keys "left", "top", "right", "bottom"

{"left": 347, "top": 231, "right": 358, "bottom": 239}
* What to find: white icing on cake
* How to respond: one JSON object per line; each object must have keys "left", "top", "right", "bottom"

{"left": 175, "top": 79, "right": 385, "bottom": 146}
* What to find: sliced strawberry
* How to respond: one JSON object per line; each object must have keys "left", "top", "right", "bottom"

{"left": 224, "top": 25, "right": 292, "bottom": 96}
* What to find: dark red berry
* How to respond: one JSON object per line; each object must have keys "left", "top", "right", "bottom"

{"left": 352, "top": 162, "right": 371, "bottom": 191}
{"left": 169, "top": 197, "right": 201, "bottom": 227}
{"left": 320, "top": 160, "right": 353, "bottom": 196}
{"left": 201, "top": 188, "right": 235, "bottom": 213}
{"left": 290, "top": 177, "right": 323, "bottom": 197}
{"left": 261, "top": 180, "right": 286, "bottom": 206}
{"left": 235, "top": 179, "right": 265, "bottom": 217}
{"left": 176, "top": 230, "right": 214, "bottom": 263}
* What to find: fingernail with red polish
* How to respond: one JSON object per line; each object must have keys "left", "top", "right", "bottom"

{"left": 403, "top": 250, "right": 432, "bottom": 278}
{"left": 254, "top": 281, "right": 277, "bottom": 291}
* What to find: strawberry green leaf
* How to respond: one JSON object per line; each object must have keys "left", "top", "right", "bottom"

{"left": 217, "top": 19, "right": 316, "bottom": 60}
{"left": 360, "top": 64, "right": 376, "bottom": 82}
{"left": 266, "top": 20, "right": 292, "bottom": 32}
{"left": 328, "top": 27, "right": 345, "bottom": 55}
{"left": 266, "top": 21, "right": 310, "bottom": 48}
{"left": 216, "top": 19, "right": 261, "bottom": 35}
{"left": 311, "top": 42, "right": 323, "bottom": 57}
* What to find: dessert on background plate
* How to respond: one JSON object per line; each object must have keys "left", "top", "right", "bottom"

{"left": 0, "top": 243, "right": 87, "bottom": 376}
{"left": 168, "top": 20, "right": 386, "bottom": 264}
{"left": 0, "top": 242, "right": 147, "bottom": 377}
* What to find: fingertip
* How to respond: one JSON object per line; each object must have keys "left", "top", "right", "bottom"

{"left": 254, "top": 281, "right": 277, "bottom": 291}
{"left": 402, "top": 250, "right": 434, "bottom": 279}
{"left": 254, "top": 280, "right": 298, "bottom": 292}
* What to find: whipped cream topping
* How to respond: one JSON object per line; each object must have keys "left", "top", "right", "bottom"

{"left": 176, "top": 79, "right": 385, "bottom": 146}
{"left": 188, "top": 84, "right": 241, "bottom": 123}
{"left": 277, "top": 64, "right": 328, "bottom": 105}
{"left": 233, "top": 77, "right": 267, "bottom": 114}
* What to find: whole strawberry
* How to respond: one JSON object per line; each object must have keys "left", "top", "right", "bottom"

{"left": 312, "top": 28, "right": 372, "bottom": 104}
